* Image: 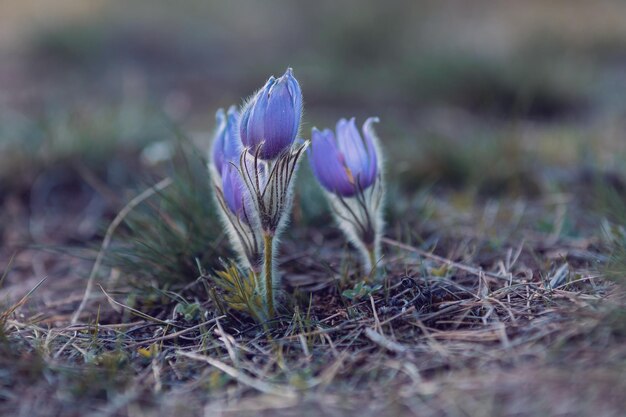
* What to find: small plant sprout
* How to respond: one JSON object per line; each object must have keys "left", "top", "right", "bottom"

{"left": 342, "top": 281, "right": 383, "bottom": 302}
{"left": 237, "top": 68, "right": 308, "bottom": 319}
{"left": 209, "top": 106, "right": 263, "bottom": 274}
{"left": 308, "top": 117, "right": 385, "bottom": 279}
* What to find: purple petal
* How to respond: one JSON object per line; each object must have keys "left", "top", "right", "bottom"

{"left": 309, "top": 128, "right": 357, "bottom": 197}
{"left": 285, "top": 68, "right": 302, "bottom": 141}
{"left": 221, "top": 164, "right": 246, "bottom": 220}
{"left": 244, "top": 76, "right": 275, "bottom": 151}
{"left": 211, "top": 108, "right": 227, "bottom": 172}
{"left": 223, "top": 105, "right": 241, "bottom": 161}
{"left": 336, "top": 117, "right": 369, "bottom": 187}
{"left": 362, "top": 117, "right": 379, "bottom": 186}
{"left": 263, "top": 75, "right": 296, "bottom": 158}
{"left": 239, "top": 100, "right": 253, "bottom": 149}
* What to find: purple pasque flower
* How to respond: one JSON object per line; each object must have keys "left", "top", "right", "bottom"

{"left": 309, "top": 117, "right": 379, "bottom": 197}
{"left": 212, "top": 106, "right": 241, "bottom": 173}
{"left": 240, "top": 68, "right": 302, "bottom": 160}
{"left": 221, "top": 162, "right": 249, "bottom": 221}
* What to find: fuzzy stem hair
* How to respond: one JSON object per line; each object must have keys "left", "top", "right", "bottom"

{"left": 325, "top": 173, "right": 385, "bottom": 281}
{"left": 262, "top": 233, "right": 275, "bottom": 318}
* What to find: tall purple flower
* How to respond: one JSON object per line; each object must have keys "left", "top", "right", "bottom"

{"left": 212, "top": 106, "right": 241, "bottom": 173}
{"left": 211, "top": 69, "right": 308, "bottom": 320}
{"left": 240, "top": 68, "right": 302, "bottom": 160}
{"left": 309, "top": 117, "right": 379, "bottom": 197}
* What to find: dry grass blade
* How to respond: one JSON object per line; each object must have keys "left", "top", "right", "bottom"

{"left": 382, "top": 237, "right": 510, "bottom": 280}
{"left": 98, "top": 284, "right": 174, "bottom": 327}
{"left": 71, "top": 177, "right": 174, "bottom": 324}
{"left": 176, "top": 351, "right": 298, "bottom": 398}
{"left": 364, "top": 327, "right": 408, "bottom": 354}
{"left": 127, "top": 316, "right": 225, "bottom": 347}
{"left": 0, "top": 253, "right": 15, "bottom": 290}
{"left": 0, "top": 276, "right": 47, "bottom": 326}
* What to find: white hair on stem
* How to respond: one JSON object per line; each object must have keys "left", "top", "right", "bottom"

{"left": 208, "top": 162, "right": 263, "bottom": 274}
{"left": 320, "top": 119, "right": 386, "bottom": 279}
{"left": 326, "top": 178, "right": 385, "bottom": 275}
{"left": 237, "top": 141, "right": 309, "bottom": 316}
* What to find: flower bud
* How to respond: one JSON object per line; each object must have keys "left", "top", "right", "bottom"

{"left": 221, "top": 163, "right": 248, "bottom": 222}
{"left": 212, "top": 106, "right": 240, "bottom": 173}
{"left": 309, "top": 117, "right": 379, "bottom": 197}
{"left": 240, "top": 68, "right": 302, "bottom": 159}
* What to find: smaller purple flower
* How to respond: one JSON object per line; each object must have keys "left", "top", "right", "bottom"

{"left": 240, "top": 68, "right": 302, "bottom": 160}
{"left": 212, "top": 106, "right": 241, "bottom": 173}
{"left": 221, "top": 163, "right": 248, "bottom": 221}
{"left": 309, "top": 117, "right": 379, "bottom": 197}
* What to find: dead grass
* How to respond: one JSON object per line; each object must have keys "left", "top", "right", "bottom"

{"left": 2, "top": 168, "right": 625, "bottom": 416}
{"left": 1, "top": 113, "right": 624, "bottom": 416}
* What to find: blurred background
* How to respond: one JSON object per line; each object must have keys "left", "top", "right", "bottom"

{"left": 2, "top": 0, "right": 626, "bottom": 165}
{"left": 1, "top": 0, "right": 626, "bottom": 289}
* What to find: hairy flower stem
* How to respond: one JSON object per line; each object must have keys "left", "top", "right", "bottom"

{"left": 365, "top": 245, "right": 381, "bottom": 282}
{"left": 263, "top": 233, "right": 275, "bottom": 319}
{"left": 368, "top": 248, "right": 377, "bottom": 273}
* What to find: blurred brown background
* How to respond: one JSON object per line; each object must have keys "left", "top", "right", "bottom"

{"left": 1, "top": 0, "right": 626, "bottom": 261}
{"left": 2, "top": 0, "right": 626, "bottom": 123}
